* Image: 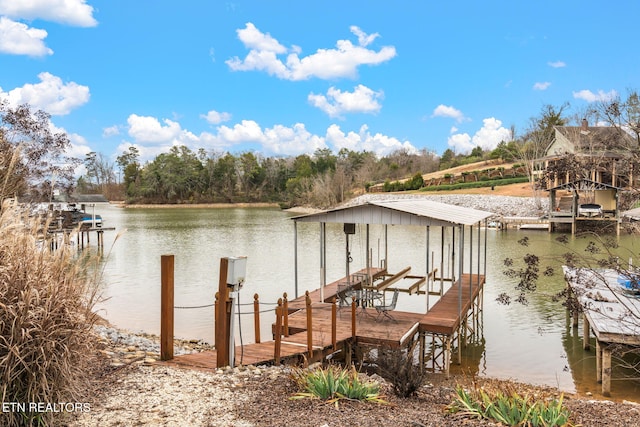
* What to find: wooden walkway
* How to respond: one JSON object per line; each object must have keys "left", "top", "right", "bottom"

{"left": 166, "top": 270, "right": 484, "bottom": 375}
{"left": 564, "top": 266, "right": 640, "bottom": 396}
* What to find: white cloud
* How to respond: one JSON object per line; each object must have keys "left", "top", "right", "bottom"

{"left": 349, "top": 25, "right": 379, "bottom": 47}
{"left": 431, "top": 104, "right": 467, "bottom": 123}
{"left": 201, "top": 110, "right": 232, "bottom": 124}
{"left": 548, "top": 60, "right": 566, "bottom": 68}
{"left": 262, "top": 123, "right": 326, "bottom": 155}
{"left": 0, "top": 72, "right": 90, "bottom": 115}
{"left": 120, "top": 112, "right": 419, "bottom": 160}
{"left": 0, "top": 0, "right": 97, "bottom": 27}
{"left": 533, "top": 81, "right": 551, "bottom": 91}
{"left": 102, "top": 125, "right": 120, "bottom": 138}
{"left": 226, "top": 23, "right": 396, "bottom": 80}
{"left": 127, "top": 115, "right": 184, "bottom": 143}
{"left": 573, "top": 89, "right": 618, "bottom": 103}
{"left": 0, "top": 16, "right": 52, "bottom": 56}
{"left": 308, "top": 85, "right": 383, "bottom": 118}
{"left": 448, "top": 117, "right": 512, "bottom": 153}
{"left": 326, "top": 124, "right": 417, "bottom": 157}
{"left": 447, "top": 133, "right": 473, "bottom": 153}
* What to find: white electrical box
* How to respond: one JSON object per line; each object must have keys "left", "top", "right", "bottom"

{"left": 226, "top": 256, "right": 247, "bottom": 289}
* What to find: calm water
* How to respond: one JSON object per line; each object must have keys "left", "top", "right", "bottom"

{"left": 91, "top": 203, "right": 640, "bottom": 400}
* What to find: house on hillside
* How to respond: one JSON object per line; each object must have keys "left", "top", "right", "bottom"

{"left": 539, "top": 119, "right": 638, "bottom": 234}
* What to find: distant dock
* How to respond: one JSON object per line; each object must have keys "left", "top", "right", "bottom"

{"left": 563, "top": 266, "right": 640, "bottom": 396}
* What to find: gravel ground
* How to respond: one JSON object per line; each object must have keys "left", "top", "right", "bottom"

{"left": 65, "top": 327, "right": 640, "bottom": 427}
{"left": 67, "top": 362, "right": 640, "bottom": 427}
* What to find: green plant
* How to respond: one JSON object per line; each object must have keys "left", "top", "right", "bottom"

{"left": 289, "top": 365, "right": 386, "bottom": 407}
{"left": 0, "top": 206, "right": 102, "bottom": 426}
{"left": 447, "top": 385, "right": 574, "bottom": 426}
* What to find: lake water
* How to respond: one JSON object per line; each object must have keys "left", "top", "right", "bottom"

{"left": 90, "top": 202, "right": 640, "bottom": 400}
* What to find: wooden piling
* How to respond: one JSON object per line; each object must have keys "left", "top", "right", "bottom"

{"left": 305, "top": 291, "right": 313, "bottom": 359}
{"left": 283, "top": 293, "right": 289, "bottom": 337}
{"left": 160, "top": 255, "right": 174, "bottom": 361}
{"left": 602, "top": 345, "right": 612, "bottom": 396}
{"left": 583, "top": 313, "right": 590, "bottom": 350}
{"left": 253, "top": 293, "right": 261, "bottom": 344}
{"left": 274, "top": 299, "right": 283, "bottom": 364}
{"left": 215, "top": 257, "right": 231, "bottom": 368}
{"left": 351, "top": 297, "right": 356, "bottom": 338}
{"left": 331, "top": 297, "right": 337, "bottom": 351}
{"left": 213, "top": 292, "right": 219, "bottom": 349}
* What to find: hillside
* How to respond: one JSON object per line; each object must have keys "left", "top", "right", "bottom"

{"left": 370, "top": 159, "right": 536, "bottom": 198}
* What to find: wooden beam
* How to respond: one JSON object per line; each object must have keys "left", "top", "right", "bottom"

{"left": 375, "top": 266, "right": 411, "bottom": 291}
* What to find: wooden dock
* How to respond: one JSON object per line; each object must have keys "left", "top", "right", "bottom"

{"left": 564, "top": 266, "right": 640, "bottom": 396}
{"left": 166, "top": 270, "right": 484, "bottom": 376}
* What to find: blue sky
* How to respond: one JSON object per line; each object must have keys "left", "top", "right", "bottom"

{"left": 1, "top": 1, "right": 638, "bottom": 165}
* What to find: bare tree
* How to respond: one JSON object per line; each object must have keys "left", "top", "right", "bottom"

{"left": 0, "top": 101, "right": 80, "bottom": 203}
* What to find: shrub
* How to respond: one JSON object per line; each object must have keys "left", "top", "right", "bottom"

{"left": 289, "top": 365, "right": 385, "bottom": 407}
{"left": 0, "top": 205, "right": 102, "bottom": 426}
{"left": 373, "top": 343, "right": 429, "bottom": 397}
{"left": 447, "top": 384, "right": 574, "bottom": 426}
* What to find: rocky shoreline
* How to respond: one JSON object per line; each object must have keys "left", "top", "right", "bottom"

{"left": 342, "top": 193, "right": 548, "bottom": 218}
{"left": 67, "top": 326, "right": 640, "bottom": 427}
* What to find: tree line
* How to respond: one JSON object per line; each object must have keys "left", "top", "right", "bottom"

{"left": 100, "top": 146, "right": 440, "bottom": 208}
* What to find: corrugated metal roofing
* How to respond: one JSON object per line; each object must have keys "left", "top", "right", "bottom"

{"left": 292, "top": 199, "right": 494, "bottom": 226}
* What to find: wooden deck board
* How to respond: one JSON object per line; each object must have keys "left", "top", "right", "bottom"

{"left": 289, "top": 267, "right": 386, "bottom": 309}
{"left": 419, "top": 274, "right": 484, "bottom": 336}
{"left": 167, "top": 272, "right": 485, "bottom": 370}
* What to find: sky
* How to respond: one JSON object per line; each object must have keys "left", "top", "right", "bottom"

{"left": 0, "top": 1, "right": 638, "bottom": 166}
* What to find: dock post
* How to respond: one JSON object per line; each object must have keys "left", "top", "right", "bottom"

{"left": 253, "top": 294, "right": 261, "bottom": 344}
{"left": 160, "top": 255, "right": 174, "bottom": 361}
{"left": 305, "top": 291, "right": 313, "bottom": 360}
{"left": 596, "top": 340, "right": 602, "bottom": 383}
{"left": 283, "top": 293, "right": 289, "bottom": 337}
{"left": 214, "top": 292, "right": 219, "bottom": 349}
{"left": 215, "top": 257, "right": 231, "bottom": 368}
{"left": 351, "top": 297, "right": 356, "bottom": 338}
{"left": 602, "top": 345, "right": 612, "bottom": 396}
{"left": 583, "top": 313, "right": 590, "bottom": 350}
{"left": 274, "top": 299, "right": 282, "bottom": 364}
{"left": 331, "top": 297, "right": 337, "bottom": 351}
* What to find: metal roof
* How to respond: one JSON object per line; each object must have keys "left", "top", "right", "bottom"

{"left": 292, "top": 199, "right": 494, "bottom": 227}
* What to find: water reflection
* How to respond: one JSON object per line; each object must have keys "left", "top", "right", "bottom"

{"left": 91, "top": 203, "right": 639, "bottom": 400}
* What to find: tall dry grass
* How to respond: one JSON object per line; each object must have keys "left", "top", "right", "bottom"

{"left": 0, "top": 204, "right": 102, "bottom": 426}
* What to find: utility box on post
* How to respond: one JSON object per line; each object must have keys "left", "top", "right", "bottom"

{"left": 226, "top": 256, "right": 247, "bottom": 291}
{"left": 216, "top": 256, "right": 247, "bottom": 369}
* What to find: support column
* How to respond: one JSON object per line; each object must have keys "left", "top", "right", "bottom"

{"left": 602, "top": 345, "right": 612, "bottom": 397}
{"left": 596, "top": 340, "right": 602, "bottom": 383}
{"left": 583, "top": 313, "right": 590, "bottom": 350}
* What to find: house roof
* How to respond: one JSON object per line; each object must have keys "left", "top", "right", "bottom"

{"left": 546, "top": 179, "right": 620, "bottom": 191}
{"left": 552, "top": 125, "right": 637, "bottom": 155}
{"left": 291, "top": 199, "right": 494, "bottom": 227}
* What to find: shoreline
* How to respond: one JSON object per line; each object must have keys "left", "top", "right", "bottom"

{"left": 67, "top": 325, "right": 640, "bottom": 427}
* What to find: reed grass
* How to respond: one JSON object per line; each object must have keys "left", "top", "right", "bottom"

{"left": 0, "top": 205, "right": 102, "bottom": 426}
